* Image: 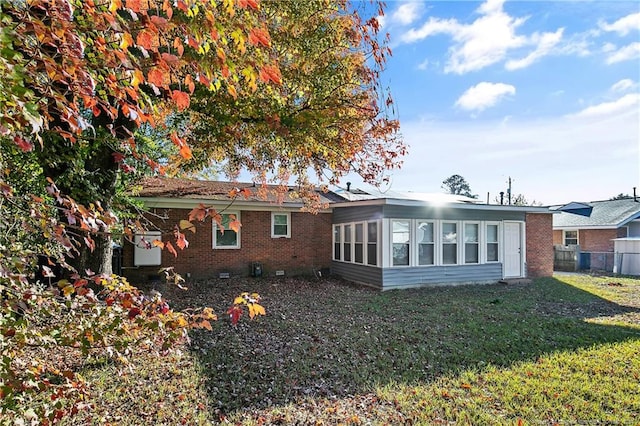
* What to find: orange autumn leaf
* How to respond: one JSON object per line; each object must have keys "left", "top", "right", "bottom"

{"left": 136, "top": 30, "right": 154, "bottom": 50}
{"left": 227, "top": 84, "right": 237, "bottom": 99}
{"left": 185, "top": 74, "right": 195, "bottom": 93}
{"left": 152, "top": 239, "right": 164, "bottom": 249}
{"left": 228, "top": 219, "right": 242, "bottom": 233}
{"left": 179, "top": 143, "right": 192, "bottom": 160}
{"left": 247, "top": 27, "right": 270, "bottom": 47}
{"left": 166, "top": 241, "right": 178, "bottom": 257}
{"left": 125, "top": 0, "right": 143, "bottom": 12}
{"left": 147, "top": 68, "right": 166, "bottom": 87}
{"left": 259, "top": 64, "right": 281, "bottom": 85}
{"left": 171, "top": 90, "right": 190, "bottom": 110}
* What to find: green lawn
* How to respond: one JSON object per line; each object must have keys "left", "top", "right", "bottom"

{"left": 78, "top": 274, "right": 640, "bottom": 425}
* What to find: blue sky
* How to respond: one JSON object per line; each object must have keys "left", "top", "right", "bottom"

{"left": 343, "top": 0, "right": 640, "bottom": 205}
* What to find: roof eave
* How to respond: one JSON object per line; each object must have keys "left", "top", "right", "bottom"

{"left": 332, "top": 198, "right": 552, "bottom": 213}
{"left": 136, "top": 196, "right": 333, "bottom": 213}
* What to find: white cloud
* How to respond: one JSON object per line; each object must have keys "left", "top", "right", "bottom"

{"left": 399, "top": 0, "right": 569, "bottom": 74}
{"left": 455, "top": 82, "right": 516, "bottom": 112}
{"left": 376, "top": 14, "right": 387, "bottom": 30}
{"left": 606, "top": 42, "right": 640, "bottom": 64}
{"left": 506, "top": 28, "right": 564, "bottom": 70}
{"left": 392, "top": 3, "right": 423, "bottom": 26}
{"left": 611, "top": 79, "right": 637, "bottom": 93}
{"left": 599, "top": 12, "right": 640, "bottom": 36}
{"left": 568, "top": 93, "right": 640, "bottom": 119}
{"left": 416, "top": 58, "right": 430, "bottom": 70}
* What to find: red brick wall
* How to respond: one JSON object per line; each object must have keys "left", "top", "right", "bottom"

{"left": 577, "top": 229, "right": 617, "bottom": 252}
{"left": 525, "top": 213, "right": 554, "bottom": 277}
{"left": 122, "top": 208, "right": 332, "bottom": 284}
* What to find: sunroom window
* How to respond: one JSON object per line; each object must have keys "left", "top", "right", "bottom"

{"left": 392, "top": 220, "right": 410, "bottom": 266}
{"left": 464, "top": 223, "right": 479, "bottom": 264}
{"left": 442, "top": 222, "right": 457, "bottom": 265}
{"left": 417, "top": 221, "right": 435, "bottom": 265}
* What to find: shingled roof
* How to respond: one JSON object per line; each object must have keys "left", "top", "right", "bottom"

{"left": 552, "top": 198, "right": 640, "bottom": 229}
{"left": 135, "top": 177, "right": 346, "bottom": 205}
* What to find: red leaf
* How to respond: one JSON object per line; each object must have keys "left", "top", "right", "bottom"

{"left": 171, "top": 90, "right": 190, "bottom": 110}
{"left": 128, "top": 307, "right": 141, "bottom": 319}
{"left": 166, "top": 241, "right": 178, "bottom": 257}
{"left": 226, "top": 305, "right": 242, "bottom": 325}
{"left": 175, "top": 230, "right": 189, "bottom": 250}
{"left": 13, "top": 135, "right": 33, "bottom": 152}
{"left": 112, "top": 152, "right": 126, "bottom": 162}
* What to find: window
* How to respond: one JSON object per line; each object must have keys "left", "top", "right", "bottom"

{"left": 442, "top": 222, "right": 457, "bottom": 265}
{"left": 464, "top": 223, "right": 479, "bottom": 264}
{"left": 392, "top": 220, "right": 410, "bottom": 266}
{"left": 417, "top": 221, "right": 434, "bottom": 265}
{"left": 343, "top": 224, "right": 352, "bottom": 262}
{"left": 354, "top": 223, "right": 364, "bottom": 263}
{"left": 367, "top": 222, "right": 378, "bottom": 266}
{"left": 213, "top": 212, "right": 240, "bottom": 249}
{"left": 134, "top": 232, "right": 162, "bottom": 266}
{"left": 564, "top": 230, "right": 578, "bottom": 246}
{"left": 271, "top": 212, "right": 290, "bottom": 238}
{"left": 486, "top": 224, "right": 499, "bottom": 262}
{"left": 333, "top": 225, "right": 341, "bottom": 260}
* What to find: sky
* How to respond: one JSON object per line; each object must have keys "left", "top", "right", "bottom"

{"left": 341, "top": 0, "right": 640, "bottom": 205}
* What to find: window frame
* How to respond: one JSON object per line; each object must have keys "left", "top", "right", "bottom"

{"left": 333, "top": 224, "right": 342, "bottom": 261}
{"left": 271, "top": 212, "right": 291, "bottom": 238}
{"left": 463, "top": 222, "right": 480, "bottom": 264}
{"left": 366, "top": 221, "right": 379, "bottom": 266}
{"left": 212, "top": 211, "right": 241, "bottom": 249}
{"left": 391, "top": 219, "right": 411, "bottom": 267}
{"left": 441, "top": 221, "right": 458, "bottom": 265}
{"left": 343, "top": 224, "right": 353, "bottom": 262}
{"left": 416, "top": 220, "right": 436, "bottom": 266}
{"left": 354, "top": 222, "right": 364, "bottom": 264}
{"left": 563, "top": 230, "right": 578, "bottom": 246}
{"left": 485, "top": 222, "right": 500, "bottom": 263}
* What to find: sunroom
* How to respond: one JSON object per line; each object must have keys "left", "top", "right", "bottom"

{"left": 330, "top": 193, "right": 552, "bottom": 290}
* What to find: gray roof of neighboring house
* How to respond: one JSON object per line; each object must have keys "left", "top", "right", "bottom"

{"left": 552, "top": 198, "right": 640, "bottom": 229}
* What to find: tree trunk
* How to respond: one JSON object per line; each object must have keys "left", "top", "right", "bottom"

{"left": 38, "top": 133, "right": 119, "bottom": 276}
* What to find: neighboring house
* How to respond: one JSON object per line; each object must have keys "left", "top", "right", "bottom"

{"left": 552, "top": 197, "right": 640, "bottom": 272}
{"left": 122, "top": 178, "right": 555, "bottom": 289}
{"left": 330, "top": 188, "right": 553, "bottom": 290}
{"left": 121, "top": 177, "right": 341, "bottom": 283}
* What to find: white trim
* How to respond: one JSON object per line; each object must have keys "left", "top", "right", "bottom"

{"left": 441, "top": 221, "right": 459, "bottom": 265}
{"left": 484, "top": 222, "right": 501, "bottom": 263}
{"left": 271, "top": 212, "right": 291, "bottom": 238}
{"left": 139, "top": 197, "right": 332, "bottom": 213}
{"left": 212, "top": 212, "right": 241, "bottom": 249}
{"left": 562, "top": 229, "right": 579, "bottom": 246}
{"left": 332, "top": 198, "right": 551, "bottom": 213}
{"left": 463, "top": 222, "right": 480, "bottom": 265}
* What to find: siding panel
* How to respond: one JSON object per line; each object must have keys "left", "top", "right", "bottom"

{"left": 332, "top": 206, "right": 383, "bottom": 223}
{"left": 331, "top": 262, "right": 383, "bottom": 288}
{"left": 381, "top": 263, "right": 503, "bottom": 290}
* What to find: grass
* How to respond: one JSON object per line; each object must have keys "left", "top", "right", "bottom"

{"left": 74, "top": 274, "right": 640, "bottom": 425}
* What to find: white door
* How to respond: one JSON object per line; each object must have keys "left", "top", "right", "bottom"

{"left": 504, "top": 222, "right": 522, "bottom": 277}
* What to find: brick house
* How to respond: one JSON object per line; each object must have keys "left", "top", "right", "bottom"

{"left": 122, "top": 178, "right": 554, "bottom": 288}
{"left": 121, "top": 177, "right": 341, "bottom": 283}
{"left": 552, "top": 197, "right": 640, "bottom": 272}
